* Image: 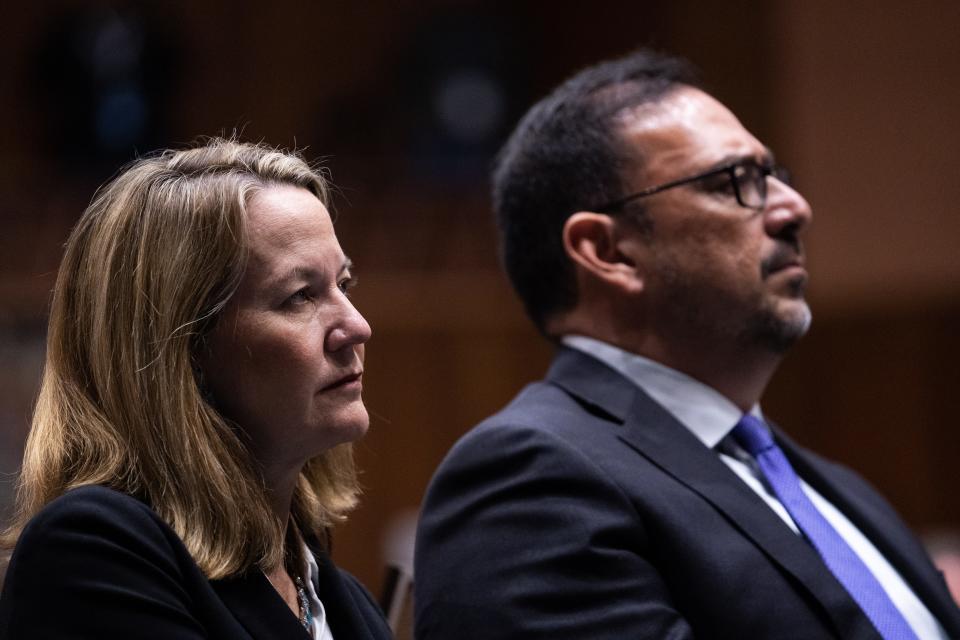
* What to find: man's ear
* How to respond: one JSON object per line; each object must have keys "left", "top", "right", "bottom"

{"left": 562, "top": 212, "right": 644, "bottom": 294}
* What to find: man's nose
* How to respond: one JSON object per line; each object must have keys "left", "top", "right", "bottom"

{"left": 764, "top": 177, "right": 812, "bottom": 237}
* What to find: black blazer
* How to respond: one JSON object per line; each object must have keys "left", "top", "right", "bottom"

{"left": 0, "top": 485, "right": 392, "bottom": 639}
{"left": 414, "top": 347, "right": 960, "bottom": 639}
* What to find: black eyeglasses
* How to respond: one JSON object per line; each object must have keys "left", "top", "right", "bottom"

{"left": 593, "top": 158, "right": 791, "bottom": 213}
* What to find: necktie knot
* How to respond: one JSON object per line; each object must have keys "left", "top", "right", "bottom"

{"left": 731, "top": 414, "right": 775, "bottom": 456}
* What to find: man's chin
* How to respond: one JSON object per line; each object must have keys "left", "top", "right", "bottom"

{"left": 773, "top": 301, "right": 813, "bottom": 350}
{"left": 784, "top": 297, "right": 812, "bottom": 332}
{"left": 743, "top": 299, "right": 812, "bottom": 354}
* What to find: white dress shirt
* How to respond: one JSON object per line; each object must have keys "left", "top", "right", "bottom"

{"left": 563, "top": 335, "right": 946, "bottom": 638}
{"left": 303, "top": 544, "right": 335, "bottom": 640}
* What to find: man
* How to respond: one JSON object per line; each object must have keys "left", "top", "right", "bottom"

{"left": 414, "top": 50, "right": 960, "bottom": 639}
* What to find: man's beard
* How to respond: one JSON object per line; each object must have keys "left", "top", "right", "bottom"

{"left": 737, "top": 294, "right": 812, "bottom": 354}
{"left": 656, "top": 262, "right": 812, "bottom": 355}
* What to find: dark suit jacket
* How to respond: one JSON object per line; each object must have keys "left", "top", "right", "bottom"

{"left": 414, "top": 347, "right": 960, "bottom": 639}
{"left": 0, "top": 485, "right": 392, "bottom": 639}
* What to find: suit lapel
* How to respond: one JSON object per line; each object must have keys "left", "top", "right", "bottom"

{"left": 784, "top": 432, "right": 960, "bottom": 636}
{"left": 547, "top": 347, "right": 881, "bottom": 639}
{"left": 212, "top": 570, "right": 312, "bottom": 640}
{"left": 308, "top": 548, "right": 377, "bottom": 639}
{"left": 208, "top": 540, "right": 383, "bottom": 639}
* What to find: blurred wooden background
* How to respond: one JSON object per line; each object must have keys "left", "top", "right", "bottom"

{"left": 1, "top": 0, "right": 958, "bottom": 603}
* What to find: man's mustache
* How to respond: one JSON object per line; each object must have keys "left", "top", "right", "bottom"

{"left": 761, "top": 241, "right": 804, "bottom": 278}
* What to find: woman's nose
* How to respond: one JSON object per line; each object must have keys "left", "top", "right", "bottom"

{"left": 326, "top": 298, "right": 372, "bottom": 353}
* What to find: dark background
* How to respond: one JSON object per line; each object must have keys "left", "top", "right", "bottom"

{"left": 1, "top": 0, "right": 958, "bottom": 612}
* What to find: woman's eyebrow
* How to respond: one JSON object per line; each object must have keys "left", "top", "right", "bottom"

{"left": 266, "top": 257, "right": 354, "bottom": 289}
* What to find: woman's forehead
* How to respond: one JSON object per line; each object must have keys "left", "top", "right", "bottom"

{"left": 242, "top": 185, "right": 343, "bottom": 282}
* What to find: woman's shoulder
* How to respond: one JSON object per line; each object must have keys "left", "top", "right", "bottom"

{"left": 21, "top": 485, "right": 159, "bottom": 537}
{"left": 13, "top": 485, "right": 187, "bottom": 571}
{"left": 30, "top": 484, "right": 149, "bottom": 517}
{"left": 2, "top": 489, "right": 215, "bottom": 638}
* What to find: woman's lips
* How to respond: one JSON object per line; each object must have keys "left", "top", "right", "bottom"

{"left": 320, "top": 371, "right": 363, "bottom": 392}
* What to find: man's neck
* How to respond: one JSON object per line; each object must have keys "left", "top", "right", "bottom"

{"left": 638, "top": 339, "right": 780, "bottom": 412}
{"left": 555, "top": 318, "right": 780, "bottom": 412}
{"left": 563, "top": 335, "right": 758, "bottom": 448}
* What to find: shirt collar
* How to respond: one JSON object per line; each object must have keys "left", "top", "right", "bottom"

{"left": 302, "top": 542, "right": 332, "bottom": 638}
{"left": 561, "top": 335, "right": 762, "bottom": 448}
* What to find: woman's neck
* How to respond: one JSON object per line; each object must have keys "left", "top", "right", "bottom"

{"left": 262, "top": 461, "right": 302, "bottom": 525}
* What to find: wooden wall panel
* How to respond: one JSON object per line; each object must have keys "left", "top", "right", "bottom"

{"left": 2, "top": 1, "right": 957, "bottom": 599}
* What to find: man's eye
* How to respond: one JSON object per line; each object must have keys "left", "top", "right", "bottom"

{"left": 703, "top": 174, "right": 735, "bottom": 193}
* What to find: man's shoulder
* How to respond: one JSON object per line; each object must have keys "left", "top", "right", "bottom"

{"left": 485, "top": 377, "right": 585, "bottom": 424}
{"left": 463, "top": 377, "right": 607, "bottom": 444}
{"left": 432, "top": 374, "right": 627, "bottom": 485}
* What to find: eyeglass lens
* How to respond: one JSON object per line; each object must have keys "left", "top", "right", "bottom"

{"left": 735, "top": 163, "right": 764, "bottom": 209}
{"left": 734, "top": 162, "right": 789, "bottom": 209}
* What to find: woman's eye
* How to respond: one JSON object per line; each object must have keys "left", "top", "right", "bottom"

{"left": 287, "top": 288, "right": 311, "bottom": 305}
{"left": 338, "top": 275, "right": 357, "bottom": 295}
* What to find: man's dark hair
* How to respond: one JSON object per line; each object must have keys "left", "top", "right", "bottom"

{"left": 492, "top": 49, "right": 701, "bottom": 334}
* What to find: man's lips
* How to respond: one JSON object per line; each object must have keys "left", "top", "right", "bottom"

{"left": 761, "top": 245, "right": 805, "bottom": 279}
{"left": 769, "top": 260, "right": 805, "bottom": 275}
{"left": 761, "top": 245, "right": 808, "bottom": 297}
{"left": 320, "top": 371, "right": 363, "bottom": 392}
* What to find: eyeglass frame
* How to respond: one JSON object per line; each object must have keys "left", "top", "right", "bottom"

{"left": 592, "top": 157, "right": 791, "bottom": 214}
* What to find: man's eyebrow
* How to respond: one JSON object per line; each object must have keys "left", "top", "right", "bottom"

{"left": 709, "top": 148, "right": 777, "bottom": 170}
{"left": 339, "top": 257, "right": 354, "bottom": 277}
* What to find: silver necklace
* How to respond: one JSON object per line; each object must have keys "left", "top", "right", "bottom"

{"left": 294, "top": 575, "right": 314, "bottom": 634}
{"left": 264, "top": 570, "right": 313, "bottom": 635}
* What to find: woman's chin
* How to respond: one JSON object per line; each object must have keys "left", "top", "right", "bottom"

{"left": 310, "top": 406, "right": 371, "bottom": 453}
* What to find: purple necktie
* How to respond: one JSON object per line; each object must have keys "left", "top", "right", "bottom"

{"left": 732, "top": 414, "right": 918, "bottom": 640}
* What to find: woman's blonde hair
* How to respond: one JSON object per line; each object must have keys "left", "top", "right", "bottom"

{"left": 3, "top": 138, "right": 359, "bottom": 578}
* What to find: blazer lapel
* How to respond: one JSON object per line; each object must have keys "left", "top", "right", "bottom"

{"left": 212, "top": 570, "right": 312, "bottom": 640}
{"left": 309, "top": 548, "right": 379, "bottom": 639}
{"left": 547, "top": 347, "right": 881, "bottom": 640}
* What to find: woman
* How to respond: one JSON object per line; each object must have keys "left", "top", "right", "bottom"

{"left": 0, "top": 139, "right": 392, "bottom": 639}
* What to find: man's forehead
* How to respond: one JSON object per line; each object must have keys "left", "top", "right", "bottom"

{"left": 613, "top": 86, "right": 739, "bottom": 133}
{"left": 613, "top": 86, "right": 764, "bottom": 171}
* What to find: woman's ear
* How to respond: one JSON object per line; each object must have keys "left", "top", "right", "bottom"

{"left": 562, "top": 212, "right": 644, "bottom": 294}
